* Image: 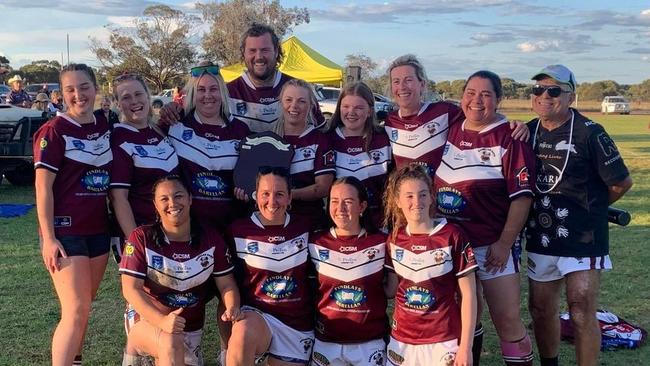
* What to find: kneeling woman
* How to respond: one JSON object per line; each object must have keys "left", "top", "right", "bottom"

{"left": 309, "top": 177, "right": 389, "bottom": 366}
{"left": 383, "top": 164, "right": 478, "bottom": 366}
{"left": 228, "top": 167, "right": 314, "bottom": 366}
{"left": 119, "top": 176, "right": 241, "bottom": 366}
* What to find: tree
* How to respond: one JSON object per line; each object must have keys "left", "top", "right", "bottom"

{"left": 628, "top": 79, "right": 650, "bottom": 102}
{"left": 344, "top": 53, "right": 378, "bottom": 81}
{"left": 19, "top": 60, "right": 61, "bottom": 83}
{"left": 90, "top": 5, "right": 198, "bottom": 93}
{"left": 198, "top": 0, "right": 309, "bottom": 65}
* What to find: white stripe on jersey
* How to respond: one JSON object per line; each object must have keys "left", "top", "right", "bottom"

{"left": 309, "top": 243, "right": 385, "bottom": 282}
{"left": 144, "top": 247, "right": 215, "bottom": 291}
{"left": 234, "top": 234, "right": 309, "bottom": 273}
{"left": 291, "top": 143, "right": 318, "bottom": 174}
{"left": 436, "top": 143, "right": 506, "bottom": 184}
{"left": 168, "top": 124, "right": 239, "bottom": 170}
{"left": 390, "top": 246, "right": 454, "bottom": 283}
{"left": 63, "top": 131, "right": 112, "bottom": 166}
{"left": 385, "top": 113, "right": 449, "bottom": 159}
{"left": 335, "top": 148, "right": 391, "bottom": 180}
{"left": 119, "top": 138, "right": 178, "bottom": 172}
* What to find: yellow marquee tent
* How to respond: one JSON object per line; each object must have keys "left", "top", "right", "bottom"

{"left": 220, "top": 35, "right": 343, "bottom": 86}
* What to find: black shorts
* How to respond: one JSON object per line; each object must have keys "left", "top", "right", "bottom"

{"left": 55, "top": 234, "right": 111, "bottom": 258}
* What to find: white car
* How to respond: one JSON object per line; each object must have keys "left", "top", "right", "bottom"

{"left": 0, "top": 104, "right": 43, "bottom": 122}
{"left": 601, "top": 96, "right": 630, "bottom": 115}
{"left": 152, "top": 89, "right": 174, "bottom": 109}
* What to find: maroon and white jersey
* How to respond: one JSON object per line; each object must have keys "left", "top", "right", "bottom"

{"left": 110, "top": 124, "right": 179, "bottom": 227}
{"left": 167, "top": 112, "right": 250, "bottom": 228}
{"left": 119, "top": 225, "right": 233, "bottom": 331}
{"left": 434, "top": 119, "right": 535, "bottom": 247}
{"left": 229, "top": 213, "right": 312, "bottom": 331}
{"left": 309, "top": 228, "right": 388, "bottom": 343}
{"left": 33, "top": 114, "right": 112, "bottom": 236}
{"left": 227, "top": 71, "right": 324, "bottom": 133}
{"left": 385, "top": 219, "right": 478, "bottom": 344}
{"left": 384, "top": 101, "right": 463, "bottom": 177}
{"left": 329, "top": 127, "right": 391, "bottom": 226}
{"left": 284, "top": 126, "right": 336, "bottom": 227}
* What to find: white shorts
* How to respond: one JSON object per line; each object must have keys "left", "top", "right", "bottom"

{"left": 243, "top": 306, "right": 315, "bottom": 363}
{"left": 386, "top": 337, "right": 458, "bottom": 366}
{"left": 311, "top": 338, "right": 386, "bottom": 366}
{"left": 124, "top": 304, "right": 203, "bottom": 365}
{"left": 527, "top": 252, "right": 613, "bottom": 282}
{"left": 472, "top": 241, "right": 521, "bottom": 281}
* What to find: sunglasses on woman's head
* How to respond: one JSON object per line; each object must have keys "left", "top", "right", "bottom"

{"left": 532, "top": 85, "right": 572, "bottom": 98}
{"left": 190, "top": 65, "right": 220, "bottom": 78}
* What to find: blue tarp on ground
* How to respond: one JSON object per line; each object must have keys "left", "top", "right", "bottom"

{"left": 0, "top": 204, "right": 34, "bottom": 218}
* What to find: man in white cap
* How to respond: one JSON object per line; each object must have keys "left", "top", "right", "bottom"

{"left": 7, "top": 75, "right": 32, "bottom": 108}
{"left": 525, "top": 64, "right": 633, "bottom": 366}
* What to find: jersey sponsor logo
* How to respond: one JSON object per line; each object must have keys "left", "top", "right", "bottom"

{"left": 441, "top": 352, "right": 455, "bottom": 366}
{"left": 72, "top": 140, "right": 86, "bottom": 150}
{"left": 300, "top": 147, "right": 314, "bottom": 159}
{"left": 152, "top": 255, "right": 164, "bottom": 269}
{"left": 516, "top": 166, "right": 530, "bottom": 187}
{"left": 460, "top": 140, "right": 472, "bottom": 147}
{"left": 300, "top": 338, "right": 313, "bottom": 353}
{"left": 318, "top": 249, "right": 330, "bottom": 261}
{"left": 262, "top": 275, "right": 296, "bottom": 299}
{"left": 164, "top": 292, "right": 198, "bottom": 307}
{"left": 82, "top": 169, "right": 110, "bottom": 192}
{"left": 479, "top": 147, "right": 495, "bottom": 162}
{"left": 370, "top": 150, "right": 384, "bottom": 162}
{"left": 236, "top": 102, "right": 247, "bottom": 115}
{"left": 404, "top": 123, "right": 420, "bottom": 129}
{"left": 53, "top": 216, "right": 72, "bottom": 227}
{"left": 182, "top": 129, "right": 193, "bottom": 141}
{"left": 347, "top": 147, "right": 363, "bottom": 153}
{"left": 395, "top": 248, "right": 404, "bottom": 262}
{"left": 268, "top": 236, "right": 285, "bottom": 243}
{"left": 196, "top": 253, "right": 213, "bottom": 268}
{"left": 324, "top": 150, "right": 336, "bottom": 165}
{"left": 259, "top": 97, "right": 276, "bottom": 103}
{"left": 193, "top": 172, "right": 228, "bottom": 197}
{"left": 39, "top": 137, "right": 48, "bottom": 150}
{"left": 411, "top": 245, "right": 427, "bottom": 251}
{"left": 555, "top": 140, "right": 577, "bottom": 153}
{"left": 426, "top": 122, "right": 439, "bottom": 135}
{"left": 134, "top": 145, "right": 148, "bottom": 156}
{"left": 390, "top": 129, "right": 398, "bottom": 141}
{"left": 87, "top": 132, "right": 99, "bottom": 140}
{"left": 339, "top": 246, "right": 357, "bottom": 252}
{"left": 124, "top": 242, "right": 135, "bottom": 256}
{"left": 312, "top": 351, "right": 330, "bottom": 365}
{"left": 291, "top": 237, "right": 306, "bottom": 249}
{"left": 436, "top": 187, "right": 466, "bottom": 214}
{"left": 433, "top": 249, "right": 451, "bottom": 264}
{"left": 387, "top": 349, "right": 405, "bottom": 365}
{"left": 172, "top": 253, "right": 191, "bottom": 260}
{"left": 147, "top": 137, "right": 159, "bottom": 144}
{"left": 413, "top": 161, "right": 434, "bottom": 176}
{"left": 330, "top": 284, "right": 366, "bottom": 308}
{"left": 539, "top": 141, "right": 553, "bottom": 149}
{"left": 404, "top": 285, "right": 434, "bottom": 310}
{"left": 369, "top": 350, "right": 385, "bottom": 365}
{"left": 463, "top": 243, "right": 475, "bottom": 264}
{"left": 363, "top": 247, "right": 379, "bottom": 260}
{"left": 597, "top": 132, "right": 618, "bottom": 157}
{"left": 247, "top": 242, "right": 259, "bottom": 253}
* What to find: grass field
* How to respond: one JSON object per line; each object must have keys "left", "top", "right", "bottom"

{"left": 0, "top": 112, "right": 648, "bottom": 365}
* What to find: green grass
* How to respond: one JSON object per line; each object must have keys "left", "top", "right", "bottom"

{"left": 1, "top": 113, "right": 648, "bottom": 365}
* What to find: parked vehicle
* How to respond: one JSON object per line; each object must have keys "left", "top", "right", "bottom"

{"left": 601, "top": 96, "right": 631, "bottom": 115}
{"left": 25, "top": 83, "right": 60, "bottom": 99}
{"left": 0, "top": 85, "right": 10, "bottom": 104}
{"left": 0, "top": 104, "right": 48, "bottom": 185}
{"left": 151, "top": 89, "right": 174, "bottom": 109}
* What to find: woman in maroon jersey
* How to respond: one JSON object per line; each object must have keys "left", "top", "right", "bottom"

{"left": 327, "top": 82, "right": 392, "bottom": 230}
{"left": 273, "top": 78, "right": 335, "bottom": 231}
{"left": 119, "top": 176, "right": 241, "bottom": 366}
{"left": 433, "top": 71, "right": 535, "bottom": 366}
{"left": 309, "top": 176, "right": 389, "bottom": 366}
{"left": 227, "top": 167, "right": 314, "bottom": 366}
{"left": 34, "top": 64, "right": 112, "bottom": 366}
{"left": 383, "top": 164, "right": 478, "bottom": 366}
{"left": 109, "top": 73, "right": 179, "bottom": 248}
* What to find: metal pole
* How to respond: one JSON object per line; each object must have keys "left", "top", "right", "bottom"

{"left": 67, "top": 34, "right": 70, "bottom": 65}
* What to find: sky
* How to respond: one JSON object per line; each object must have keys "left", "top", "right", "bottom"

{"left": 1, "top": 0, "right": 649, "bottom": 85}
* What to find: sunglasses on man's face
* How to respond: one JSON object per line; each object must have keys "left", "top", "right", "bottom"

{"left": 190, "top": 65, "right": 220, "bottom": 78}
{"left": 532, "top": 85, "right": 572, "bottom": 98}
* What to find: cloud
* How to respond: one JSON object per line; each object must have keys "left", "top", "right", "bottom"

{"left": 517, "top": 40, "right": 561, "bottom": 53}
{"left": 576, "top": 9, "right": 650, "bottom": 31}
{"left": 468, "top": 32, "right": 516, "bottom": 45}
{"left": 107, "top": 16, "right": 138, "bottom": 27}
{"left": 643, "top": 56, "right": 650, "bottom": 62}
{"left": 311, "top": 0, "right": 511, "bottom": 23}
{"left": 627, "top": 48, "right": 650, "bottom": 54}
{"left": 0, "top": 0, "right": 169, "bottom": 16}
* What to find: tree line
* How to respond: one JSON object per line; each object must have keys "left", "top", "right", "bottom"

{"left": 1, "top": 0, "right": 649, "bottom": 102}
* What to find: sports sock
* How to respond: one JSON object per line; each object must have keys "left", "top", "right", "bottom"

{"left": 472, "top": 322, "right": 484, "bottom": 365}
{"left": 72, "top": 355, "right": 82, "bottom": 366}
{"left": 540, "top": 356, "right": 559, "bottom": 366}
{"left": 501, "top": 334, "right": 534, "bottom": 366}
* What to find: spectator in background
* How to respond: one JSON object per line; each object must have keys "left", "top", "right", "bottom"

{"left": 7, "top": 74, "right": 32, "bottom": 108}
{"left": 31, "top": 93, "right": 57, "bottom": 118}
{"left": 172, "top": 86, "right": 185, "bottom": 105}
{"left": 50, "top": 90, "right": 64, "bottom": 112}
{"left": 93, "top": 96, "right": 120, "bottom": 127}
{"left": 40, "top": 83, "right": 51, "bottom": 97}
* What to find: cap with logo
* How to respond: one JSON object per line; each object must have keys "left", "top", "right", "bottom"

{"left": 531, "top": 64, "right": 576, "bottom": 92}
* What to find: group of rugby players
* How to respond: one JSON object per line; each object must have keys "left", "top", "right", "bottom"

{"left": 33, "top": 22, "right": 632, "bottom": 366}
